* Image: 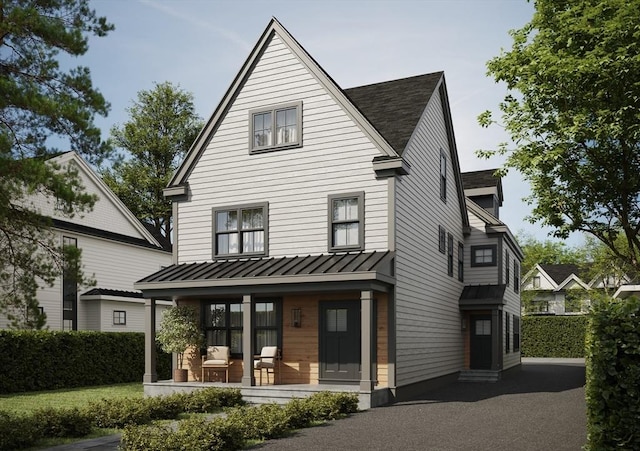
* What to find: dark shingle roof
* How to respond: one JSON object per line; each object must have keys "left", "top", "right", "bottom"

{"left": 344, "top": 72, "right": 443, "bottom": 155}
{"left": 539, "top": 264, "right": 592, "bottom": 284}
{"left": 461, "top": 169, "right": 501, "bottom": 190}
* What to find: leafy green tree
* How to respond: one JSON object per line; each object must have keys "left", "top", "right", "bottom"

{"left": 0, "top": 0, "right": 112, "bottom": 328}
{"left": 518, "top": 232, "right": 586, "bottom": 277}
{"left": 479, "top": 0, "right": 640, "bottom": 272}
{"left": 103, "top": 82, "right": 202, "bottom": 244}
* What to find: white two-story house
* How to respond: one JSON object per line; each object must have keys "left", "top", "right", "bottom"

{"left": 1, "top": 151, "right": 172, "bottom": 331}
{"left": 136, "top": 18, "right": 522, "bottom": 407}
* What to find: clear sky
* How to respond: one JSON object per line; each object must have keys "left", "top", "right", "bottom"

{"left": 81, "top": 0, "right": 583, "bottom": 247}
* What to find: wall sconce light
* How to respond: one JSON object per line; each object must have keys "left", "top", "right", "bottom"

{"left": 291, "top": 308, "right": 301, "bottom": 328}
{"left": 461, "top": 317, "right": 467, "bottom": 331}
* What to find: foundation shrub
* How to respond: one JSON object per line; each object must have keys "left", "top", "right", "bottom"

{"left": 119, "top": 392, "right": 359, "bottom": 450}
{"left": 0, "top": 411, "right": 40, "bottom": 450}
{"left": 226, "top": 404, "right": 291, "bottom": 440}
{"left": 31, "top": 407, "right": 93, "bottom": 437}
{"left": 303, "top": 391, "right": 359, "bottom": 420}
{"left": 181, "top": 387, "right": 244, "bottom": 413}
{"left": 585, "top": 297, "right": 640, "bottom": 450}
{"left": 88, "top": 398, "right": 152, "bottom": 428}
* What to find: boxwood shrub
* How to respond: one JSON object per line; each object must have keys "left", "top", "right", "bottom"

{"left": 0, "top": 330, "right": 171, "bottom": 393}
{"left": 0, "top": 387, "right": 244, "bottom": 450}
{"left": 119, "top": 391, "right": 360, "bottom": 451}
{"left": 585, "top": 297, "right": 640, "bottom": 450}
{"left": 522, "top": 315, "right": 587, "bottom": 357}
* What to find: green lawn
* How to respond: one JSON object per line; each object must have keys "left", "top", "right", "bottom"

{"left": 0, "top": 382, "right": 143, "bottom": 413}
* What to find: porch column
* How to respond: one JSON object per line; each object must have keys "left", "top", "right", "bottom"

{"left": 360, "top": 290, "right": 375, "bottom": 391}
{"left": 241, "top": 294, "right": 255, "bottom": 386}
{"left": 143, "top": 298, "right": 157, "bottom": 383}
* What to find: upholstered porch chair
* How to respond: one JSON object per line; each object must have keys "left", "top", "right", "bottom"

{"left": 201, "top": 346, "right": 230, "bottom": 383}
{"left": 254, "top": 346, "right": 279, "bottom": 385}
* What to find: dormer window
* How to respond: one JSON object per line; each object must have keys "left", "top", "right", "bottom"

{"left": 250, "top": 102, "right": 302, "bottom": 153}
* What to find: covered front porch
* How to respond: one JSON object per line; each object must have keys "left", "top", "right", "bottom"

{"left": 144, "top": 380, "right": 390, "bottom": 410}
{"left": 136, "top": 251, "right": 396, "bottom": 409}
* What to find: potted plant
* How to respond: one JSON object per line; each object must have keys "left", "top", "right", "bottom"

{"left": 156, "top": 305, "right": 204, "bottom": 382}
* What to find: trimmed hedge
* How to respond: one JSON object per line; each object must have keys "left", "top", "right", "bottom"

{"left": 120, "top": 392, "right": 360, "bottom": 451}
{"left": 522, "top": 315, "right": 587, "bottom": 357}
{"left": 0, "top": 387, "right": 243, "bottom": 450}
{"left": 585, "top": 297, "right": 640, "bottom": 450}
{"left": 0, "top": 330, "right": 171, "bottom": 393}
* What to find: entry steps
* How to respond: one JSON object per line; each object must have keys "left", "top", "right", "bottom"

{"left": 458, "top": 370, "right": 500, "bottom": 383}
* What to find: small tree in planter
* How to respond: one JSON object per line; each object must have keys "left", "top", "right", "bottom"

{"left": 156, "top": 305, "right": 204, "bottom": 382}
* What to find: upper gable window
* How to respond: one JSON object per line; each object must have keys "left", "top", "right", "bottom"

{"left": 328, "top": 192, "right": 364, "bottom": 252}
{"left": 439, "top": 148, "right": 447, "bottom": 202}
{"left": 213, "top": 203, "right": 268, "bottom": 257}
{"left": 250, "top": 102, "right": 302, "bottom": 153}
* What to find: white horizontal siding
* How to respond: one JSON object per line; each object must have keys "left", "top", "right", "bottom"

{"left": 464, "top": 213, "right": 500, "bottom": 285}
{"left": 28, "top": 158, "right": 145, "bottom": 239}
{"left": 0, "top": 230, "right": 171, "bottom": 331}
{"left": 178, "top": 34, "right": 388, "bottom": 262}
{"left": 394, "top": 86, "right": 466, "bottom": 386}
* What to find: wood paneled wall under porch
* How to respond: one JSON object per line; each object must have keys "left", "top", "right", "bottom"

{"left": 176, "top": 292, "right": 389, "bottom": 387}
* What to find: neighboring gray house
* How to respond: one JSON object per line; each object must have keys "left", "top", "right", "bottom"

{"left": 136, "top": 18, "right": 523, "bottom": 407}
{"left": 0, "top": 151, "right": 172, "bottom": 331}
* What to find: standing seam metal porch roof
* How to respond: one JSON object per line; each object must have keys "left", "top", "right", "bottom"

{"left": 135, "top": 251, "right": 395, "bottom": 292}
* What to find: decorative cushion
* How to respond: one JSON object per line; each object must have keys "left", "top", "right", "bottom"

{"left": 203, "top": 359, "right": 227, "bottom": 365}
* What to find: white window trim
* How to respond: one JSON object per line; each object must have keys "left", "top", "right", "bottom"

{"left": 249, "top": 101, "right": 302, "bottom": 154}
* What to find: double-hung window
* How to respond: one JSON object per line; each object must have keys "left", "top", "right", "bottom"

{"left": 514, "top": 261, "right": 520, "bottom": 293}
{"left": 250, "top": 102, "right": 302, "bottom": 153}
{"left": 214, "top": 203, "right": 268, "bottom": 257}
{"left": 328, "top": 192, "right": 364, "bottom": 252}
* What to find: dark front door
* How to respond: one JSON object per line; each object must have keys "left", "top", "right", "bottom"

{"left": 320, "top": 302, "right": 360, "bottom": 382}
{"left": 470, "top": 315, "right": 492, "bottom": 369}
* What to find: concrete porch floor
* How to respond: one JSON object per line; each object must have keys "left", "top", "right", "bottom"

{"left": 144, "top": 380, "right": 391, "bottom": 410}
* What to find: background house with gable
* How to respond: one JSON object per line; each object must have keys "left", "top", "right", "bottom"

{"left": 0, "top": 151, "right": 172, "bottom": 331}
{"left": 136, "top": 18, "right": 522, "bottom": 407}
{"left": 522, "top": 263, "right": 630, "bottom": 314}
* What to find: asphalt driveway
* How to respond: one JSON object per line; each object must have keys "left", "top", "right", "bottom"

{"left": 47, "top": 358, "right": 586, "bottom": 451}
{"left": 256, "top": 358, "right": 586, "bottom": 451}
